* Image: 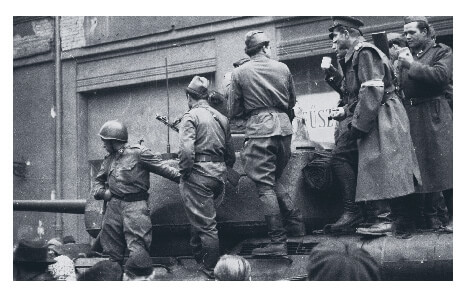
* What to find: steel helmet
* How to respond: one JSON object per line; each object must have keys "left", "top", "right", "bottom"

{"left": 98, "top": 120, "right": 128, "bottom": 142}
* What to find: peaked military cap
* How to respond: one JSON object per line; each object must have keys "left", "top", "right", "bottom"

{"left": 186, "top": 75, "right": 209, "bottom": 99}
{"left": 125, "top": 250, "right": 153, "bottom": 277}
{"left": 404, "top": 16, "right": 429, "bottom": 24}
{"left": 328, "top": 16, "right": 364, "bottom": 32}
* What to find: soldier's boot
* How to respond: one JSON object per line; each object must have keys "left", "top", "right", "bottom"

{"left": 324, "top": 211, "right": 364, "bottom": 234}
{"left": 390, "top": 195, "right": 416, "bottom": 238}
{"left": 424, "top": 192, "right": 444, "bottom": 230}
{"left": 275, "top": 184, "right": 306, "bottom": 237}
{"left": 362, "top": 200, "right": 391, "bottom": 225}
{"left": 325, "top": 154, "right": 362, "bottom": 234}
{"left": 190, "top": 228, "right": 203, "bottom": 264}
{"left": 252, "top": 214, "right": 287, "bottom": 256}
{"left": 324, "top": 196, "right": 363, "bottom": 233}
{"left": 199, "top": 243, "right": 219, "bottom": 279}
{"left": 283, "top": 209, "right": 306, "bottom": 237}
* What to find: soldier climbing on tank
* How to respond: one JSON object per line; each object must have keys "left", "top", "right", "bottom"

{"left": 91, "top": 120, "right": 180, "bottom": 265}
{"left": 178, "top": 76, "right": 236, "bottom": 278}
{"left": 229, "top": 30, "right": 306, "bottom": 256}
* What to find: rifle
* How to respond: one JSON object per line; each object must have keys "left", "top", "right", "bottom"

{"left": 156, "top": 114, "right": 181, "bottom": 133}
{"left": 155, "top": 114, "right": 242, "bottom": 187}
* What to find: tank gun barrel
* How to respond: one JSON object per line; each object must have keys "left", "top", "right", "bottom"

{"left": 13, "top": 200, "right": 86, "bottom": 214}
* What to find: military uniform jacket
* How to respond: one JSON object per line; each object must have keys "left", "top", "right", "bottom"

{"left": 399, "top": 41, "right": 453, "bottom": 193}
{"left": 92, "top": 143, "right": 181, "bottom": 199}
{"left": 342, "top": 40, "right": 421, "bottom": 201}
{"left": 229, "top": 54, "right": 295, "bottom": 138}
{"left": 179, "top": 101, "right": 236, "bottom": 180}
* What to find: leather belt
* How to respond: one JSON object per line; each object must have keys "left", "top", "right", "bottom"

{"left": 112, "top": 191, "right": 149, "bottom": 202}
{"left": 248, "top": 106, "right": 284, "bottom": 116}
{"left": 194, "top": 154, "right": 224, "bottom": 162}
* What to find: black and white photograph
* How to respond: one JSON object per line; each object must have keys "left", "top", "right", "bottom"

{"left": 7, "top": 2, "right": 461, "bottom": 290}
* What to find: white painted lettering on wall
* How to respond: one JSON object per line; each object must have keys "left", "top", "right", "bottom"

{"left": 292, "top": 92, "right": 340, "bottom": 150}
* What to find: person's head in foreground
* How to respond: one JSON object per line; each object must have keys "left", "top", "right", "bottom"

{"left": 307, "top": 240, "right": 381, "bottom": 281}
{"left": 214, "top": 255, "right": 251, "bottom": 281}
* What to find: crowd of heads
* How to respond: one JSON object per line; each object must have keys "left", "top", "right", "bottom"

{"left": 14, "top": 232, "right": 382, "bottom": 281}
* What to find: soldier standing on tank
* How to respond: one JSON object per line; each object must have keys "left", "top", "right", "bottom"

{"left": 321, "top": 33, "right": 366, "bottom": 234}
{"left": 178, "top": 76, "right": 236, "bottom": 278}
{"left": 229, "top": 30, "right": 306, "bottom": 256}
{"left": 91, "top": 120, "right": 181, "bottom": 264}
{"left": 396, "top": 16, "right": 453, "bottom": 232}
{"left": 324, "top": 17, "right": 421, "bottom": 237}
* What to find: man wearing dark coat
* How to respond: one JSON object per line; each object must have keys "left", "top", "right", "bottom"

{"left": 326, "top": 17, "right": 421, "bottom": 236}
{"left": 397, "top": 16, "right": 453, "bottom": 231}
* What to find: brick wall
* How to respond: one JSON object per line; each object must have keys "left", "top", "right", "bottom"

{"left": 60, "top": 16, "right": 86, "bottom": 51}
{"left": 13, "top": 18, "right": 54, "bottom": 59}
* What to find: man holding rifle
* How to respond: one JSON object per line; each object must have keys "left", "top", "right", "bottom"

{"left": 178, "top": 76, "right": 236, "bottom": 278}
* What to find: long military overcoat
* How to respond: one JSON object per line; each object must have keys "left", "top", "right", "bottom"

{"left": 342, "top": 41, "right": 421, "bottom": 201}
{"left": 399, "top": 40, "right": 453, "bottom": 193}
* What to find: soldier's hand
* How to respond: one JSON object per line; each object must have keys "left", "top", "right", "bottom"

{"left": 329, "top": 107, "right": 345, "bottom": 121}
{"left": 103, "top": 189, "right": 112, "bottom": 201}
{"left": 397, "top": 48, "right": 414, "bottom": 68}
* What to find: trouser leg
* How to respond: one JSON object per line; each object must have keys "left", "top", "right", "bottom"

{"left": 241, "top": 136, "right": 288, "bottom": 255}
{"left": 122, "top": 200, "right": 153, "bottom": 258}
{"left": 100, "top": 199, "right": 126, "bottom": 263}
{"left": 180, "top": 173, "right": 220, "bottom": 270}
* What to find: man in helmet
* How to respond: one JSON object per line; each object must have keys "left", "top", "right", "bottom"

{"left": 91, "top": 120, "right": 181, "bottom": 264}
{"left": 229, "top": 30, "right": 305, "bottom": 256}
{"left": 179, "top": 76, "right": 236, "bottom": 278}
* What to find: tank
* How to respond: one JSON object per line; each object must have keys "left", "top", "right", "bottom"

{"left": 13, "top": 148, "right": 453, "bottom": 280}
